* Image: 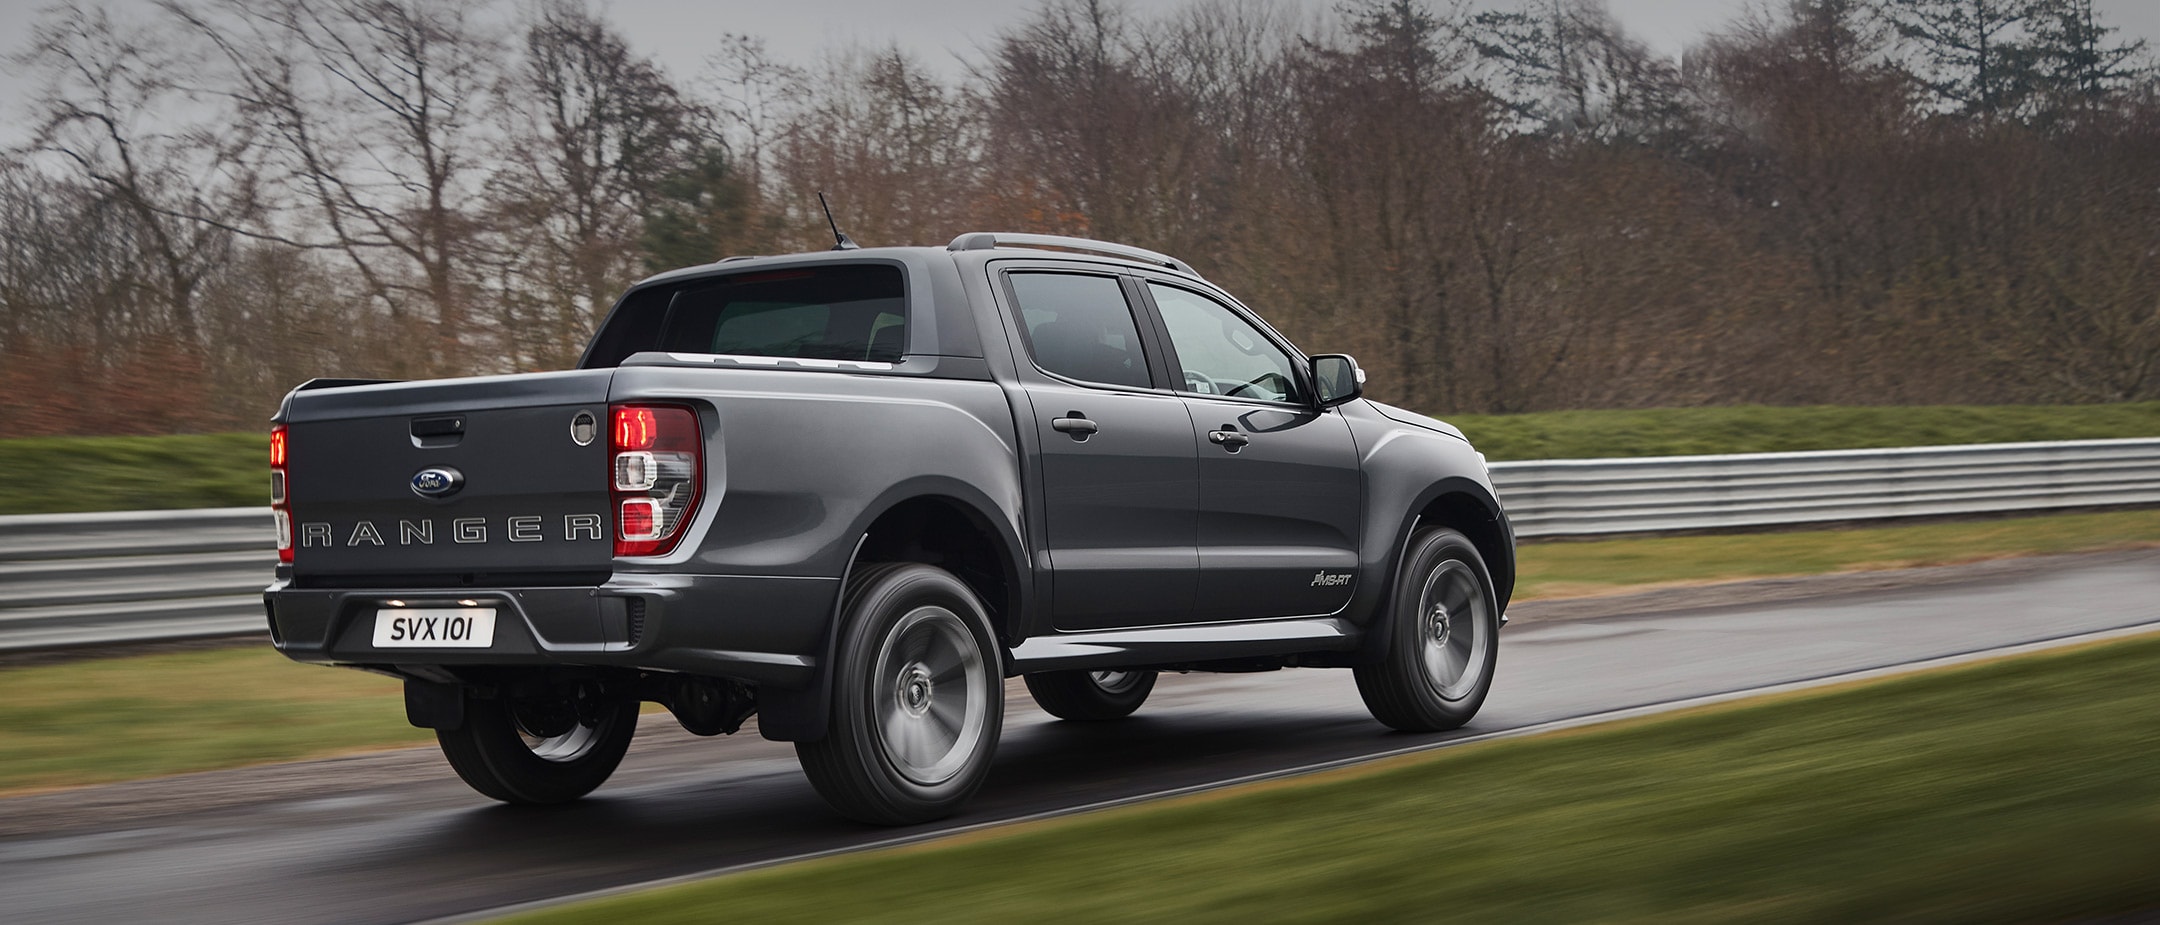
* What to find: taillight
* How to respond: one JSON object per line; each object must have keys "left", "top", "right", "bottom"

{"left": 610, "top": 404, "right": 701, "bottom": 557}
{"left": 270, "top": 424, "right": 293, "bottom": 564}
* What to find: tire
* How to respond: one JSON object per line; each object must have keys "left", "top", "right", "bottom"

{"left": 1355, "top": 527, "right": 1499, "bottom": 733}
{"left": 436, "top": 683, "right": 639, "bottom": 805}
{"left": 1024, "top": 669, "right": 1157, "bottom": 721}
{"left": 796, "top": 563, "right": 1004, "bottom": 825}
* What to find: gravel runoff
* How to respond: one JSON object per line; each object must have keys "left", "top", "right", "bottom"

{"left": 2, "top": 547, "right": 2153, "bottom": 840}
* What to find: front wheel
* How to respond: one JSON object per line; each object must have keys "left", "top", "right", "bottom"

{"left": 435, "top": 683, "right": 638, "bottom": 804}
{"left": 1024, "top": 669, "right": 1157, "bottom": 721}
{"left": 1355, "top": 528, "right": 1499, "bottom": 732}
{"left": 797, "top": 563, "right": 1004, "bottom": 825}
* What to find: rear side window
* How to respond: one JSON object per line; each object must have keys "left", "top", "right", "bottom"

{"left": 634, "top": 264, "right": 906, "bottom": 363}
{"left": 1008, "top": 272, "right": 1152, "bottom": 389}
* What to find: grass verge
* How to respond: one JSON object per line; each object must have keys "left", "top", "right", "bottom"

{"left": 1514, "top": 507, "right": 2160, "bottom": 600}
{"left": 0, "top": 646, "right": 419, "bottom": 794}
{"left": 505, "top": 631, "right": 2160, "bottom": 925}
{"left": 0, "top": 432, "right": 266, "bottom": 514}
{"left": 1, "top": 508, "right": 2155, "bottom": 796}
{"left": 3, "top": 402, "right": 2157, "bottom": 514}
{"left": 1447, "top": 400, "right": 2160, "bottom": 461}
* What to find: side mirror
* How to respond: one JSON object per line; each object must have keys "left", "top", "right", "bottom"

{"left": 1312, "top": 354, "right": 1364, "bottom": 407}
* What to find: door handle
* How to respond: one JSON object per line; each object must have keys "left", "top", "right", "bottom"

{"left": 1208, "top": 427, "right": 1249, "bottom": 449}
{"left": 1053, "top": 415, "right": 1099, "bottom": 439}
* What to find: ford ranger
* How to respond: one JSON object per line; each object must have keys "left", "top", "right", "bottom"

{"left": 265, "top": 232, "right": 1514, "bottom": 824}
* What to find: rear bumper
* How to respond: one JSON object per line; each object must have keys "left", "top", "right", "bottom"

{"left": 264, "top": 571, "right": 837, "bottom": 688}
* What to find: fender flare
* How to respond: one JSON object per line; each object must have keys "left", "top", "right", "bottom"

{"left": 757, "top": 477, "right": 1028, "bottom": 742}
{"left": 1353, "top": 476, "right": 1512, "bottom": 665}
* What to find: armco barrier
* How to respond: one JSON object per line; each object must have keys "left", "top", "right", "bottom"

{"left": 1487, "top": 438, "right": 2160, "bottom": 536}
{"left": 2, "top": 438, "right": 2156, "bottom": 652}
{"left": 0, "top": 507, "right": 273, "bottom": 652}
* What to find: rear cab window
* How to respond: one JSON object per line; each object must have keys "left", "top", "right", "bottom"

{"left": 1006, "top": 272, "right": 1153, "bottom": 389}
{"left": 584, "top": 263, "right": 906, "bottom": 367}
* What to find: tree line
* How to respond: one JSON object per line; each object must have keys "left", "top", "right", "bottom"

{"left": 2, "top": 0, "right": 2155, "bottom": 436}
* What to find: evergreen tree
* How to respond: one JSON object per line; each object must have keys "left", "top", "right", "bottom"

{"left": 2026, "top": 0, "right": 2149, "bottom": 114}
{"left": 639, "top": 146, "right": 763, "bottom": 272}
{"left": 1881, "top": 0, "right": 2047, "bottom": 118}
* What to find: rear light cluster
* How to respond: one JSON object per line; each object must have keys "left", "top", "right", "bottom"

{"left": 610, "top": 405, "right": 702, "bottom": 557}
{"left": 270, "top": 424, "right": 292, "bottom": 564}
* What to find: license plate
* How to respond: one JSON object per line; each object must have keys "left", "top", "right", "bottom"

{"left": 372, "top": 608, "right": 496, "bottom": 648}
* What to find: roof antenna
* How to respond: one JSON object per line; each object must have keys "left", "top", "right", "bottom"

{"left": 817, "top": 191, "right": 860, "bottom": 251}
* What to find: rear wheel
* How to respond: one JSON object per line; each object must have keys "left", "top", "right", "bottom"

{"left": 436, "top": 682, "right": 638, "bottom": 804}
{"left": 797, "top": 563, "right": 1004, "bottom": 825}
{"left": 1024, "top": 669, "right": 1157, "bottom": 721}
{"left": 1355, "top": 528, "right": 1498, "bottom": 732}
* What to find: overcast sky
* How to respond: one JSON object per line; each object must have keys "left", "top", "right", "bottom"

{"left": 582, "top": 0, "right": 2160, "bottom": 80}
{"left": 2, "top": 0, "right": 2157, "bottom": 131}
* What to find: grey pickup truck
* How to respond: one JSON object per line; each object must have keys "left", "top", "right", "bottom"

{"left": 265, "top": 233, "right": 1514, "bottom": 824}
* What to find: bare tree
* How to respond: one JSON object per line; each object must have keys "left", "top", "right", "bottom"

{"left": 2, "top": 0, "right": 2158, "bottom": 435}
{"left": 1692, "top": 0, "right": 1923, "bottom": 398}
{"left": 0, "top": 159, "right": 226, "bottom": 434}
{"left": 1472, "top": 0, "right": 1689, "bottom": 143}
{"left": 0, "top": 160, "right": 155, "bottom": 351}
{"left": 13, "top": 3, "right": 259, "bottom": 346}
{"left": 1286, "top": 0, "right": 1481, "bottom": 408}
{"left": 167, "top": 0, "right": 503, "bottom": 376}
{"left": 977, "top": 0, "right": 1216, "bottom": 244}
{"left": 485, "top": 0, "right": 705, "bottom": 367}
{"left": 773, "top": 46, "right": 981, "bottom": 247}
{"left": 700, "top": 33, "right": 803, "bottom": 197}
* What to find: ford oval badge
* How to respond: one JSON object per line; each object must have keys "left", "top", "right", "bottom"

{"left": 410, "top": 466, "right": 464, "bottom": 499}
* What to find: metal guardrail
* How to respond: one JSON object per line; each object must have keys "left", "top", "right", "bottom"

{"left": 1489, "top": 438, "right": 2160, "bottom": 536}
{"left": 2, "top": 438, "right": 2156, "bottom": 652}
{"left": 0, "top": 507, "right": 273, "bottom": 652}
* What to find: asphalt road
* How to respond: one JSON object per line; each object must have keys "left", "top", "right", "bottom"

{"left": 3, "top": 550, "right": 2157, "bottom": 925}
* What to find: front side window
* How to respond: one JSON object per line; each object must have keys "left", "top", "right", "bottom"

{"left": 1149, "top": 283, "right": 1304, "bottom": 404}
{"left": 655, "top": 264, "right": 905, "bottom": 362}
{"left": 1009, "top": 272, "right": 1152, "bottom": 389}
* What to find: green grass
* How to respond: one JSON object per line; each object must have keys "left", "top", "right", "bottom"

{"left": 4, "top": 403, "right": 2158, "bottom": 513}
{"left": 505, "top": 631, "right": 2160, "bottom": 925}
{"left": 1445, "top": 401, "right": 2160, "bottom": 462}
{"left": 0, "top": 432, "right": 266, "bottom": 514}
{"left": 1514, "top": 508, "right": 2160, "bottom": 600}
{"left": 0, "top": 646, "right": 420, "bottom": 794}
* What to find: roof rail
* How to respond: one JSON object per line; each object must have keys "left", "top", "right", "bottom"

{"left": 948, "top": 232, "right": 1200, "bottom": 277}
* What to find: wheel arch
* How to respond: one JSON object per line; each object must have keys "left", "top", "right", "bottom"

{"left": 1349, "top": 476, "right": 1514, "bottom": 666}
{"left": 1409, "top": 483, "right": 1515, "bottom": 610}
{"left": 851, "top": 490, "right": 1026, "bottom": 643}
{"left": 757, "top": 478, "right": 1027, "bottom": 742}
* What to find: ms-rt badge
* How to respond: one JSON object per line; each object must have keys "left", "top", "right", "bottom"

{"left": 410, "top": 466, "right": 465, "bottom": 499}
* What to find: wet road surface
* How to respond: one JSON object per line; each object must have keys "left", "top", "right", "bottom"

{"left": 3, "top": 551, "right": 2156, "bottom": 924}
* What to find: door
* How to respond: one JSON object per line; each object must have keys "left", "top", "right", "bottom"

{"left": 1143, "top": 280, "right": 1362, "bottom": 622}
{"left": 1005, "top": 271, "right": 1199, "bottom": 631}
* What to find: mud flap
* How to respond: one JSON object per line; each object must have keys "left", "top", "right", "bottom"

{"left": 754, "top": 682, "right": 827, "bottom": 742}
{"left": 404, "top": 678, "right": 466, "bottom": 731}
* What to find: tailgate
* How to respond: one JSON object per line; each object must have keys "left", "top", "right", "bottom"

{"left": 281, "top": 370, "right": 618, "bottom": 582}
